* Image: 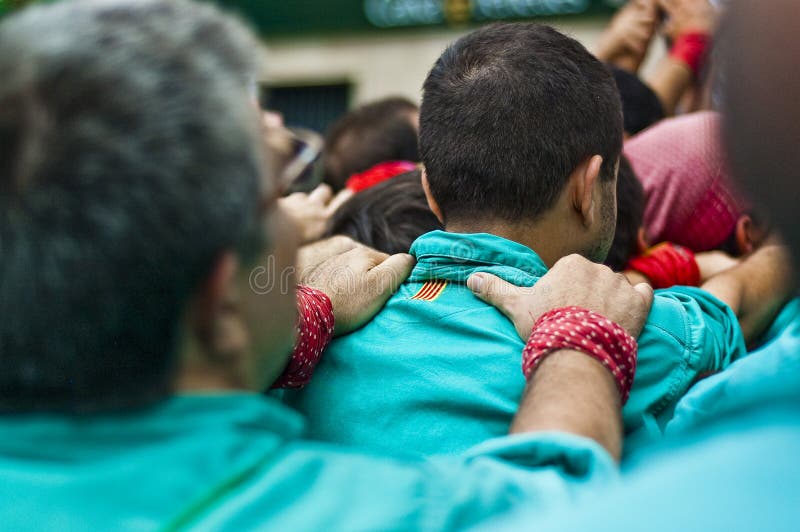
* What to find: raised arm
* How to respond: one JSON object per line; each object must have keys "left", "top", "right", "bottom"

{"left": 646, "top": 0, "right": 717, "bottom": 115}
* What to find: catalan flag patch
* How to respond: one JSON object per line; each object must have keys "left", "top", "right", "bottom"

{"left": 410, "top": 280, "right": 448, "bottom": 302}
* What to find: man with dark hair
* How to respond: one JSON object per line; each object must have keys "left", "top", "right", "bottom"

{"left": 323, "top": 96, "right": 420, "bottom": 191}
{"left": 288, "top": 23, "right": 790, "bottom": 457}
{"left": 0, "top": 1, "right": 666, "bottom": 529}
{"left": 420, "top": 24, "right": 622, "bottom": 234}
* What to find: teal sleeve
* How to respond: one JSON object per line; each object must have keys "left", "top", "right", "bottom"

{"left": 623, "top": 287, "right": 746, "bottom": 436}
{"left": 485, "top": 406, "right": 800, "bottom": 532}
{"left": 189, "top": 433, "right": 617, "bottom": 531}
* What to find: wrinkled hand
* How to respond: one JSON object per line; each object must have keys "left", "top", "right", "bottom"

{"left": 279, "top": 184, "right": 354, "bottom": 245}
{"left": 467, "top": 254, "right": 654, "bottom": 340}
{"left": 695, "top": 250, "right": 739, "bottom": 282}
{"left": 596, "top": 0, "right": 659, "bottom": 70}
{"left": 298, "top": 236, "right": 415, "bottom": 335}
{"left": 658, "top": 0, "right": 717, "bottom": 40}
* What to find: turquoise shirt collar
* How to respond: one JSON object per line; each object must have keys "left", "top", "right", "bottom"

{"left": 408, "top": 230, "right": 548, "bottom": 286}
{"left": 0, "top": 393, "right": 304, "bottom": 459}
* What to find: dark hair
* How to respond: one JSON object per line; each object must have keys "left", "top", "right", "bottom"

{"left": 323, "top": 96, "right": 420, "bottom": 191}
{"left": 419, "top": 23, "right": 623, "bottom": 223}
{"left": 605, "top": 156, "right": 645, "bottom": 271}
{"left": 0, "top": 0, "right": 266, "bottom": 412}
{"left": 609, "top": 65, "right": 665, "bottom": 135}
{"left": 325, "top": 170, "right": 442, "bottom": 254}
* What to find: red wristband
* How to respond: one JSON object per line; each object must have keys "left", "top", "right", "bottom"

{"left": 270, "top": 285, "right": 335, "bottom": 389}
{"left": 626, "top": 242, "right": 701, "bottom": 289}
{"left": 669, "top": 32, "right": 711, "bottom": 78}
{"left": 522, "top": 307, "right": 637, "bottom": 404}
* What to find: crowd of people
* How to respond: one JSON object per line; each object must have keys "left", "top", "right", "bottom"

{"left": 0, "top": 0, "right": 797, "bottom": 529}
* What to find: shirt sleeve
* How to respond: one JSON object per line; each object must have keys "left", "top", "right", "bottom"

{"left": 623, "top": 286, "right": 746, "bottom": 436}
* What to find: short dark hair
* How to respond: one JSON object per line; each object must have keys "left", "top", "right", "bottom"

{"left": 325, "top": 170, "right": 442, "bottom": 254}
{"left": 420, "top": 23, "right": 623, "bottom": 223}
{"left": 324, "top": 96, "right": 420, "bottom": 191}
{"left": 605, "top": 156, "right": 644, "bottom": 271}
{"left": 609, "top": 65, "right": 665, "bottom": 135}
{"left": 0, "top": 0, "right": 265, "bottom": 412}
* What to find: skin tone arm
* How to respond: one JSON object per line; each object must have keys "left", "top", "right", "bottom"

{"left": 700, "top": 244, "right": 795, "bottom": 344}
{"left": 469, "top": 255, "right": 654, "bottom": 461}
{"left": 646, "top": 58, "right": 693, "bottom": 116}
{"left": 513, "top": 351, "right": 623, "bottom": 459}
{"left": 647, "top": 0, "right": 718, "bottom": 115}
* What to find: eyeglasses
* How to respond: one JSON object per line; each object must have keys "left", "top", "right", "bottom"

{"left": 278, "top": 127, "right": 324, "bottom": 193}
{"left": 260, "top": 113, "right": 324, "bottom": 197}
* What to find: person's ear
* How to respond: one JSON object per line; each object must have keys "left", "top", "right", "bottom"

{"left": 421, "top": 168, "right": 445, "bottom": 224}
{"left": 570, "top": 155, "right": 603, "bottom": 228}
{"left": 637, "top": 227, "right": 650, "bottom": 254}
{"left": 189, "top": 251, "right": 239, "bottom": 348}
{"left": 734, "top": 214, "right": 768, "bottom": 255}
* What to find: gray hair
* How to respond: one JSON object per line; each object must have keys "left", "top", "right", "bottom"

{"left": 0, "top": 0, "right": 271, "bottom": 411}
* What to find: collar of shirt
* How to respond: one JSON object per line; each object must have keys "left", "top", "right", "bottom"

{"left": 408, "top": 230, "right": 548, "bottom": 286}
{"left": 0, "top": 393, "right": 304, "bottom": 461}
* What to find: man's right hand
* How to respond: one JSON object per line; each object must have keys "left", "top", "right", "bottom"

{"left": 467, "top": 254, "right": 654, "bottom": 340}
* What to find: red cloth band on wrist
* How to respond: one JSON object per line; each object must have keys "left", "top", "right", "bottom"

{"left": 626, "top": 242, "right": 701, "bottom": 289}
{"left": 345, "top": 160, "right": 417, "bottom": 193}
{"left": 522, "top": 306, "right": 637, "bottom": 405}
{"left": 270, "top": 285, "right": 335, "bottom": 389}
{"left": 669, "top": 32, "right": 711, "bottom": 78}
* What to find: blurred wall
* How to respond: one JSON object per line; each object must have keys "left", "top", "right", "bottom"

{"left": 260, "top": 18, "right": 666, "bottom": 107}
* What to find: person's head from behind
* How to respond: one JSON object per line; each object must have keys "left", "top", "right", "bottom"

{"left": 0, "top": 0, "right": 297, "bottom": 413}
{"left": 624, "top": 111, "right": 767, "bottom": 256}
{"left": 419, "top": 23, "right": 624, "bottom": 264}
{"left": 325, "top": 170, "right": 442, "bottom": 254}
{"left": 324, "top": 96, "right": 420, "bottom": 191}
{"left": 605, "top": 156, "right": 646, "bottom": 271}
{"left": 608, "top": 65, "right": 665, "bottom": 137}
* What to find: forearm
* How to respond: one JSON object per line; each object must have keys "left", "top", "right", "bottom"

{"left": 511, "top": 350, "right": 623, "bottom": 461}
{"left": 594, "top": 46, "right": 643, "bottom": 74}
{"left": 646, "top": 58, "right": 693, "bottom": 115}
{"left": 701, "top": 245, "right": 794, "bottom": 343}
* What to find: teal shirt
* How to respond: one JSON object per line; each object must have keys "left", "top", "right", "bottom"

{"left": 664, "top": 298, "right": 800, "bottom": 437}
{"left": 286, "top": 231, "right": 745, "bottom": 456}
{"left": 0, "top": 394, "right": 617, "bottom": 530}
{"left": 484, "top": 302, "right": 800, "bottom": 531}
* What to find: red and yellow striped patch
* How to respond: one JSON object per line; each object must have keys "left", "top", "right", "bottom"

{"left": 410, "top": 280, "right": 448, "bottom": 301}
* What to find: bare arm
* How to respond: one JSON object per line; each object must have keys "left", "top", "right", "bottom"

{"left": 512, "top": 351, "right": 622, "bottom": 460}
{"left": 469, "top": 255, "right": 653, "bottom": 461}
{"left": 646, "top": 58, "right": 693, "bottom": 116}
{"left": 701, "top": 245, "right": 794, "bottom": 344}
{"left": 648, "top": 0, "right": 718, "bottom": 115}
